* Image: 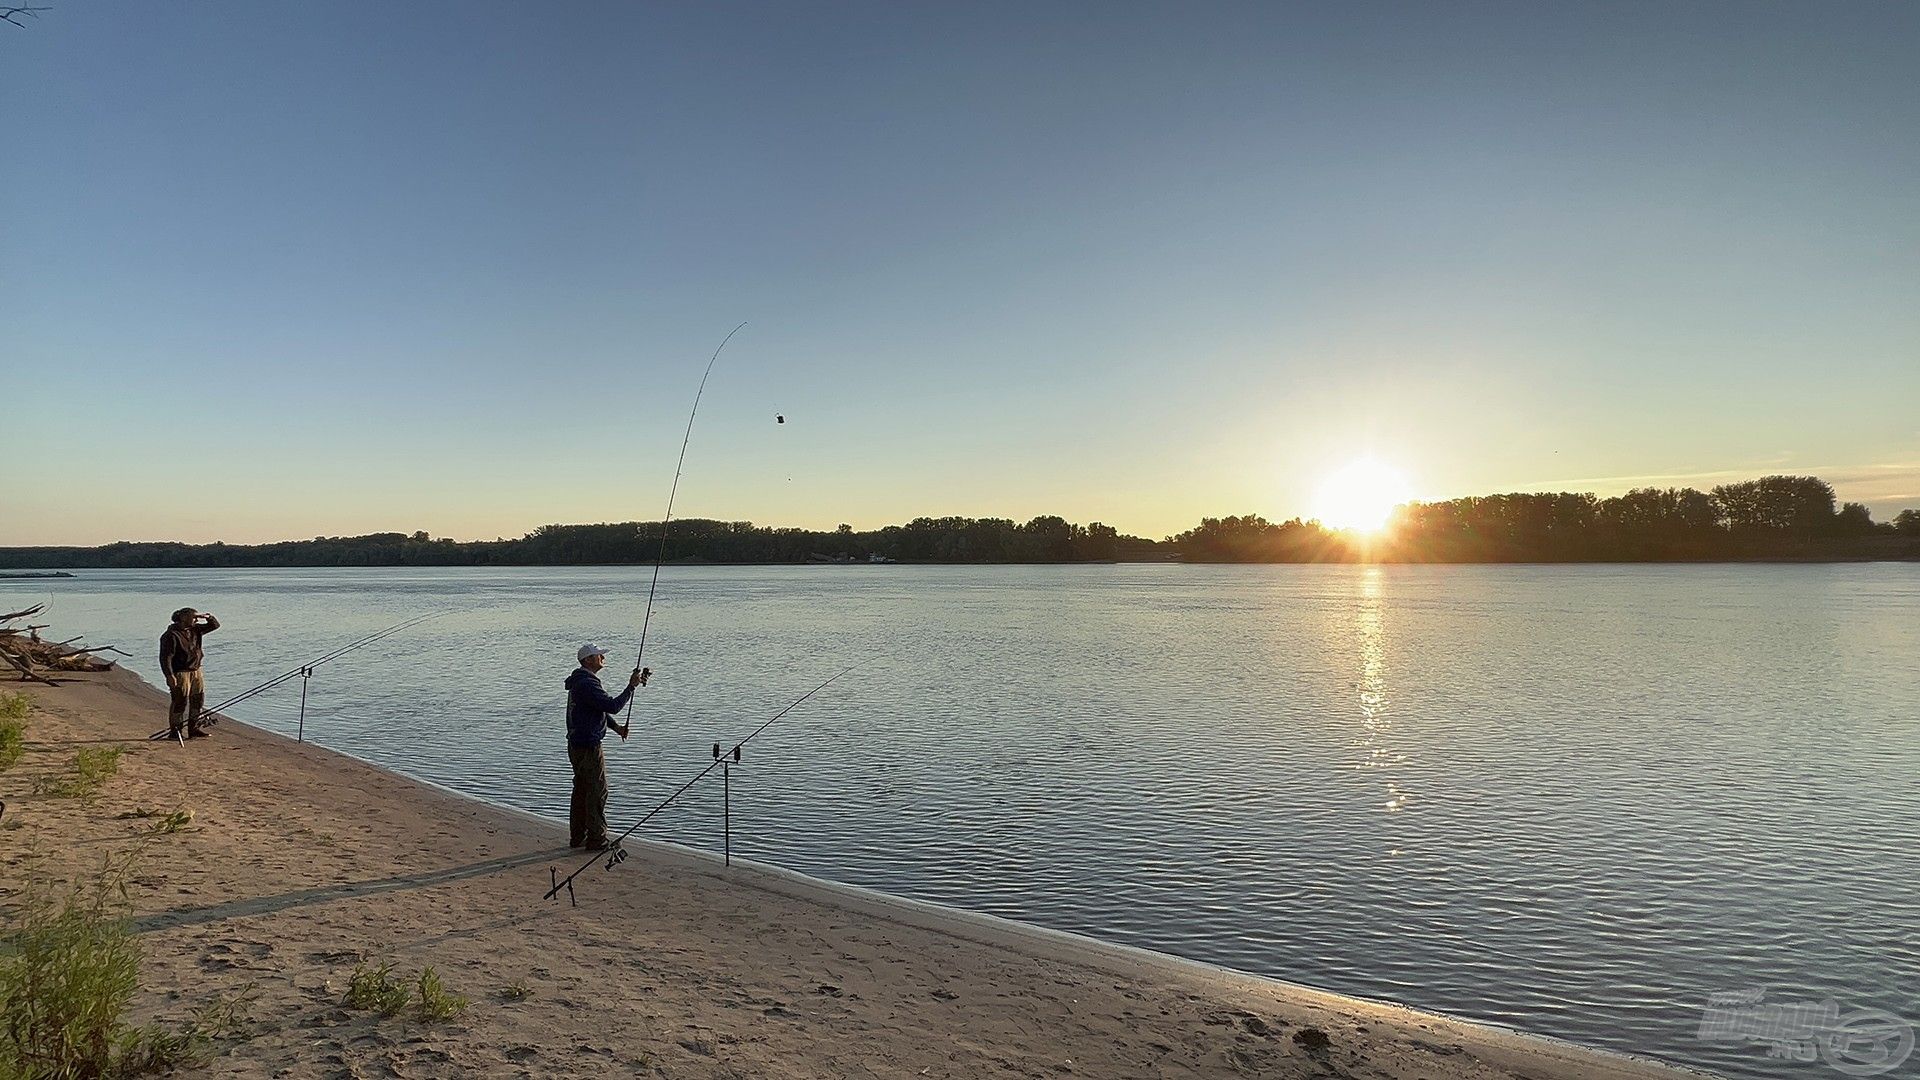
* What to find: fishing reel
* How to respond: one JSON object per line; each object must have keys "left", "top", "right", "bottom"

{"left": 603, "top": 846, "right": 629, "bottom": 871}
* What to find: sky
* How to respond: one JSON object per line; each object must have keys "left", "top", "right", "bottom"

{"left": 4, "top": 2, "right": 1917, "bottom": 545}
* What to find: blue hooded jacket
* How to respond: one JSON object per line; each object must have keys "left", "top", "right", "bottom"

{"left": 565, "top": 667, "right": 636, "bottom": 746}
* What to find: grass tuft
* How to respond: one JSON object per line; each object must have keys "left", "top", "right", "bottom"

{"left": 0, "top": 692, "right": 28, "bottom": 772}
{"left": 33, "top": 746, "right": 125, "bottom": 802}
{"left": 0, "top": 858, "right": 139, "bottom": 1077}
{"left": 345, "top": 962, "right": 410, "bottom": 1017}
{"left": 114, "top": 1023, "right": 200, "bottom": 1075}
{"left": 415, "top": 967, "right": 469, "bottom": 1023}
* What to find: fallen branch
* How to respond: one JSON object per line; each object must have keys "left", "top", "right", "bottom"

{"left": 0, "top": 622, "right": 118, "bottom": 673}
{"left": 1, "top": 648, "right": 62, "bottom": 685}
{"left": 64, "top": 644, "right": 129, "bottom": 656}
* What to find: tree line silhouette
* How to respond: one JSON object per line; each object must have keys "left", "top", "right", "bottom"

{"left": 0, "top": 516, "right": 1138, "bottom": 568}
{"left": 1, "top": 475, "right": 1913, "bottom": 568}
{"left": 1169, "top": 475, "right": 1919, "bottom": 562}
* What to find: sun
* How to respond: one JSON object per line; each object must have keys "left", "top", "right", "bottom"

{"left": 1313, "top": 458, "right": 1411, "bottom": 534}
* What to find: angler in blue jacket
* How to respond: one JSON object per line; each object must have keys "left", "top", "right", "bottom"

{"left": 565, "top": 643, "right": 651, "bottom": 850}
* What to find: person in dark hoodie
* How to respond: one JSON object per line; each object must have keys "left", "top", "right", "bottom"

{"left": 564, "top": 644, "right": 650, "bottom": 850}
{"left": 160, "top": 607, "right": 220, "bottom": 739}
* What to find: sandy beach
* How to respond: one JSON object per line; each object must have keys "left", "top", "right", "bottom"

{"left": 2, "top": 666, "right": 1709, "bottom": 1079}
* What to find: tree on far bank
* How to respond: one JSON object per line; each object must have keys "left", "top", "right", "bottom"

{"left": 1710, "top": 475, "right": 1837, "bottom": 532}
{"left": 1835, "top": 502, "right": 1876, "bottom": 534}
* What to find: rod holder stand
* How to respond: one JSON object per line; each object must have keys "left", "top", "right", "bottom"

{"left": 296, "top": 667, "right": 314, "bottom": 743}
{"left": 714, "top": 743, "right": 744, "bottom": 866}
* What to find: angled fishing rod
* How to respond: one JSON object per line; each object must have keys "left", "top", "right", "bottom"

{"left": 207, "top": 612, "right": 444, "bottom": 716}
{"left": 545, "top": 661, "right": 863, "bottom": 903}
{"left": 624, "top": 321, "right": 748, "bottom": 719}
{"left": 148, "top": 612, "right": 447, "bottom": 743}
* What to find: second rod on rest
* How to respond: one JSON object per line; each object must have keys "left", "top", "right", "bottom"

{"left": 296, "top": 666, "right": 312, "bottom": 743}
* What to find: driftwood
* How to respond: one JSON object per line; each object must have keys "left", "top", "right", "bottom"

{"left": 1, "top": 605, "right": 116, "bottom": 679}
{"left": 1, "top": 648, "right": 62, "bottom": 685}
{"left": 49, "top": 645, "right": 126, "bottom": 669}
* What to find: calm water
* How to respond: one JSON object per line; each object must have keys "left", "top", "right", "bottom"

{"left": 7, "top": 564, "right": 1918, "bottom": 1077}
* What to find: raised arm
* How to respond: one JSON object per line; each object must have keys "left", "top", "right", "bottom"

{"left": 198, "top": 614, "right": 220, "bottom": 634}
{"left": 577, "top": 680, "right": 635, "bottom": 717}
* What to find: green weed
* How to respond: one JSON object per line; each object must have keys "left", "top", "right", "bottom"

{"left": 188, "top": 982, "right": 257, "bottom": 1041}
{"left": 0, "top": 856, "right": 252, "bottom": 1078}
{"left": 33, "top": 746, "right": 124, "bottom": 802}
{"left": 414, "top": 967, "right": 468, "bottom": 1023}
{"left": 140, "top": 809, "right": 194, "bottom": 836}
{"left": 0, "top": 859, "right": 139, "bottom": 1077}
{"left": 112, "top": 982, "right": 256, "bottom": 1077}
{"left": 345, "top": 963, "right": 409, "bottom": 1017}
{"left": 0, "top": 692, "right": 28, "bottom": 772}
{"left": 113, "top": 1024, "right": 200, "bottom": 1076}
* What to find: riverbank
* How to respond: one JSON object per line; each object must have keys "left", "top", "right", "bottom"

{"left": 2, "top": 667, "right": 1709, "bottom": 1079}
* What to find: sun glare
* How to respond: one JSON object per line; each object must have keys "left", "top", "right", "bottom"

{"left": 1313, "top": 459, "right": 1411, "bottom": 534}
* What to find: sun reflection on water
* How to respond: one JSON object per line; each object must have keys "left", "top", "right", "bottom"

{"left": 1351, "top": 566, "right": 1408, "bottom": 815}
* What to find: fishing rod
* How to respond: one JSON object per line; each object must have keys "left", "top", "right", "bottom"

{"left": 204, "top": 612, "right": 444, "bottom": 717}
{"left": 545, "top": 661, "right": 863, "bottom": 903}
{"left": 148, "top": 612, "right": 447, "bottom": 742}
{"left": 623, "top": 321, "right": 747, "bottom": 720}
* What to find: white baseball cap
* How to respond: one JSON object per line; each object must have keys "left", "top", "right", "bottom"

{"left": 577, "top": 643, "right": 610, "bottom": 662}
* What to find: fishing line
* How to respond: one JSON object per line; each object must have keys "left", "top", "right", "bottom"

{"left": 545, "top": 661, "right": 864, "bottom": 902}
{"left": 148, "top": 611, "right": 448, "bottom": 742}
{"left": 624, "top": 321, "right": 748, "bottom": 719}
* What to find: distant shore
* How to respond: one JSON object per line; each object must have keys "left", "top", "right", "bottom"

{"left": 3, "top": 665, "right": 1710, "bottom": 1079}
{"left": 0, "top": 550, "right": 1913, "bottom": 570}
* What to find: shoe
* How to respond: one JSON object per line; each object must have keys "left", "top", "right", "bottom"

{"left": 584, "top": 838, "right": 612, "bottom": 851}
{"left": 187, "top": 728, "right": 212, "bottom": 739}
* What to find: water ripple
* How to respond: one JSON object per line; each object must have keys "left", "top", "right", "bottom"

{"left": 9, "top": 562, "right": 1919, "bottom": 1079}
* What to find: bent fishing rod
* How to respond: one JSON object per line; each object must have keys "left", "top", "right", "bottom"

{"left": 545, "top": 661, "right": 863, "bottom": 903}
{"left": 148, "top": 612, "right": 447, "bottom": 742}
{"left": 623, "top": 321, "right": 747, "bottom": 722}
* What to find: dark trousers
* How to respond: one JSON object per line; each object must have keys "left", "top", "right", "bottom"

{"left": 568, "top": 743, "right": 609, "bottom": 846}
{"left": 168, "top": 669, "right": 206, "bottom": 734}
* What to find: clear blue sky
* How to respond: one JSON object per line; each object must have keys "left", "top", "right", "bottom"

{"left": 5, "top": 2, "right": 1917, "bottom": 544}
